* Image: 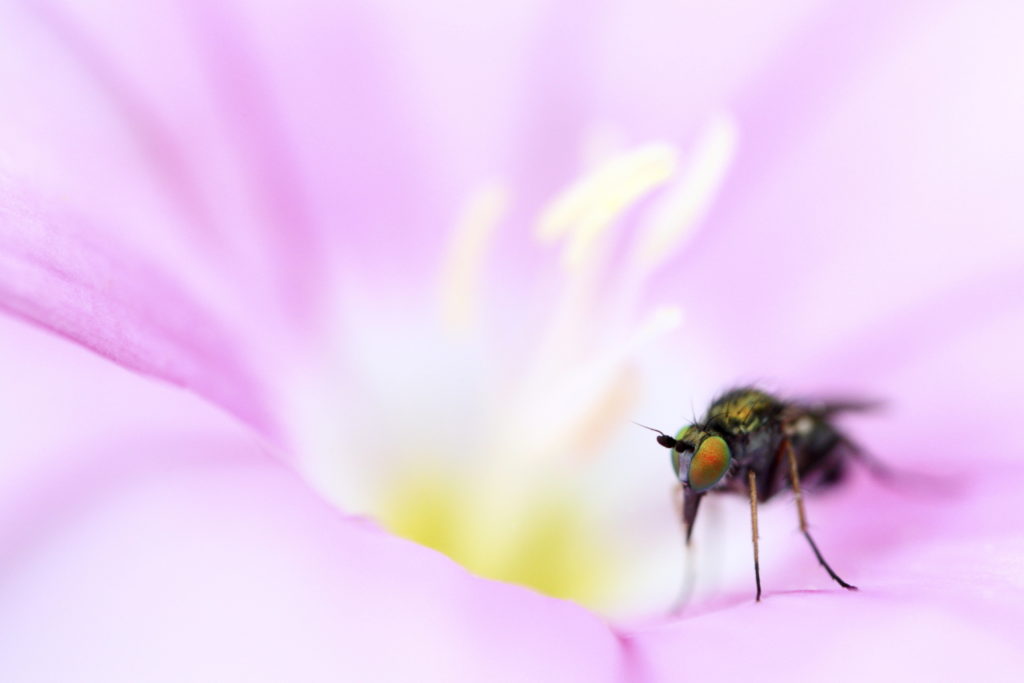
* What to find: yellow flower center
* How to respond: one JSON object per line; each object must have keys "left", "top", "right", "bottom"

{"left": 378, "top": 464, "right": 620, "bottom": 607}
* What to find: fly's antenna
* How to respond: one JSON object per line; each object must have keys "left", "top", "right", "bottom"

{"left": 632, "top": 421, "right": 668, "bottom": 437}
{"left": 633, "top": 421, "right": 677, "bottom": 448}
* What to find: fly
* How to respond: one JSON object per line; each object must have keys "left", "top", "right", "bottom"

{"left": 639, "top": 386, "right": 877, "bottom": 603}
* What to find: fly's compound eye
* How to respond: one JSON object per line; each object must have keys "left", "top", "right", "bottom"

{"left": 687, "top": 436, "right": 731, "bottom": 492}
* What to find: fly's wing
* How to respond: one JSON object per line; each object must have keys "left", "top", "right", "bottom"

{"left": 777, "top": 398, "right": 862, "bottom": 492}
{"left": 777, "top": 396, "right": 882, "bottom": 429}
{"left": 782, "top": 395, "right": 894, "bottom": 487}
{"left": 807, "top": 397, "right": 884, "bottom": 418}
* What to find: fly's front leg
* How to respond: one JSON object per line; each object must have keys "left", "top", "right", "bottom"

{"left": 671, "top": 489, "right": 703, "bottom": 614}
{"left": 784, "top": 438, "right": 857, "bottom": 590}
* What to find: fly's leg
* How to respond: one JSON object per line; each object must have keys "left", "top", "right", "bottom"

{"left": 672, "top": 483, "right": 683, "bottom": 528}
{"left": 682, "top": 489, "right": 703, "bottom": 545}
{"left": 671, "top": 488, "right": 703, "bottom": 614}
{"left": 747, "top": 470, "right": 762, "bottom": 602}
{"left": 785, "top": 438, "right": 857, "bottom": 590}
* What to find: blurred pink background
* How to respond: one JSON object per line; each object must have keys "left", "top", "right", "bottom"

{"left": 1, "top": 1, "right": 1022, "bottom": 681}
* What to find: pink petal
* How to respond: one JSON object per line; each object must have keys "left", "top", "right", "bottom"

{"left": 0, "top": 184, "right": 275, "bottom": 435}
{"left": 0, "top": 296, "right": 622, "bottom": 681}
{"left": 622, "top": 460, "right": 1024, "bottom": 681}
{"left": 655, "top": 1, "right": 1024, "bottom": 376}
{"left": 0, "top": 435, "right": 624, "bottom": 682}
{"left": 0, "top": 0, "right": 453, "bottom": 315}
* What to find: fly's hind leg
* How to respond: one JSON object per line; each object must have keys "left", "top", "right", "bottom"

{"left": 747, "top": 470, "right": 762, "bottom": 602}
{"left": 784, "top": 439, "right": 857, "bottom": 591}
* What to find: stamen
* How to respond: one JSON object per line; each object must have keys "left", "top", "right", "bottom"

{"left": 633, "top": 112, "right": 738, "bottom": 270}
{"left": 628, "top": 305, "right": 684, "bottom": 352}
{"left": 521, "top": 143, "right": 678, "bottom": 395}
{"left": 521, "top": 305, "right": 681, "bottom": 464}
{"left": 556, "top": 365, "right": 642, "bottom": 462}
{"left": 535, "top": 143, "right": 678, "bottom": 269}
{"left": 439, "top": 182, "right": 509, "bottom": 333}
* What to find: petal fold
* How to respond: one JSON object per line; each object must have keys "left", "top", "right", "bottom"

{"left": 0, "top": 185, "right": 274, "bottom": 435}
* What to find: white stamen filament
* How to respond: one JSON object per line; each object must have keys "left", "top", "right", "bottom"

{"left": 522, "top": 143, "right": 679, "bottom": 400}
{"left": 633, "top": 113, "right": 738, "bottom": 271}
{"left": 357, "top": 130, "right": 714, "bottom": 611}
{"left": 439, "top": 182, "right": 509, "bottom": 334}
{"left": 601, "top": 113, "right": 738, "bottom": 335}
{"left": 536, "top": 143, "right": 677, "bottom": 269}
{"left": 510, "top": 304, "right": 683, "bottom": 469}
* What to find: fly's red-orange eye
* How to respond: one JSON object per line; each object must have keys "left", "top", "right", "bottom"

{"left": 688, "top": 436, "right": 731, "bottom": 492}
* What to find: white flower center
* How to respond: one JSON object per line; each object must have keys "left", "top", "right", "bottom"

{"left": 291, "top": 114, "right": 738, "bottom": 613}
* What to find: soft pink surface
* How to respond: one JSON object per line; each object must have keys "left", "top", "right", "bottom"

{"left": 0, "top": 434, "right": 622, "bottom": 682}
{"left": 624, "top": 459, "right": 1024, "bottom": 681}
{"left": 1, "top": 1, "right": 1023, "bottom": 681}
{"left": 0, "top": 183, "right": 275, "bottom": 432}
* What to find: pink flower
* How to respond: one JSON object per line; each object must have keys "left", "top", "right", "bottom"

{"left": 1, "top": 1, "right": 1023, "bottom": 681}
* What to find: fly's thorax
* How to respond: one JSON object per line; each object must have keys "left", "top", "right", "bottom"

{"left": 742, "top": 427, "right": 779, "bottom": 464}
{"left": 706, "top": 388, "right": 783, "bottom": 435}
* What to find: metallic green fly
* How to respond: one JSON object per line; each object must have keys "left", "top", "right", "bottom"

{"left": 639, "top": 386, "right": 878, "bottom": 602}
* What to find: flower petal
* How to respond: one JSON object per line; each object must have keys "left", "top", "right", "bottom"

{"left": 0, "top": 184, "right": 275, "bottom": 435}
{"left": 0, "top": 434, "right": 624, "bottom": 682}
{"left": 0, "top": 0, "right": 315, "bottom": 317}
{"left": 0, "top": 0, "right": 455, "bottom": 314}
{"left": 622, "top": 460, "right": 1024, "bottom": 681}
{"left": 657, "top": 1, "right": 1024, "bottom": 376}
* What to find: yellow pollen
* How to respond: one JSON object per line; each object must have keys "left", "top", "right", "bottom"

{"left": 364, "top": 133, "right": 707, "bottom": 615}
{"left": 439, "top": 182, "right": 509, "bottom": 334}
{"left": 378, "top": 463, "right": 620, "bottom": 609}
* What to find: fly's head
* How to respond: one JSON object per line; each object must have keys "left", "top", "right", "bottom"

{"left": 636, "top": 422, "right": 732, "bottom": 492}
